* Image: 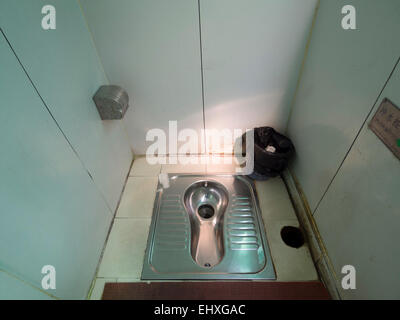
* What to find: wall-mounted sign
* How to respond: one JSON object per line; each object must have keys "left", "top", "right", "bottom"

{"left": 369, "top": 98, "right": 400, "bottom": 160}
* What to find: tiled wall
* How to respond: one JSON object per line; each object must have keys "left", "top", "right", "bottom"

{"left": 286, "top": 0, "right": 400, "bottom": 299}
{"left": 80, "top": 0, "right": 204, "bottom": 155}
{"left": 314, "top": 63, "right": 400, "bottom": 299}
{"left": 0, "top": 0, "right": 132, "bottom": 299}
{"left": 286, "top": 0, "right": 400, "bottom": 212}
{"left": 0, "top": 0, "right": 133, "bottom": 211}
{"left": 200, "top": 0, "right": 317, "bottom": 151}
{"left": 80, "top": 0, "right": 318, "bottom": 154}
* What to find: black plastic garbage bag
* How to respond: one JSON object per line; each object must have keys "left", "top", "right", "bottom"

{"left": 240, "top": 127, "right": 295, "bottom": 180}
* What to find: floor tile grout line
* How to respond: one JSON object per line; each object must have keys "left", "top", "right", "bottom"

{"left": 87, "top": 156, "right": 135, "bottom": 299}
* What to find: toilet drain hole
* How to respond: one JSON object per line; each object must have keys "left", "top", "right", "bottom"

{"left": 280, "top": 226, "right": 305, "bottom": 248}
{"left": 204, "top": 263, "right": 211, "bottom": 268}
{"left": 198, "top": 204, "right": 215, "bottom": 219}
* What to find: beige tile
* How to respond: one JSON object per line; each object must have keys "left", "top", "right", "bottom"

{"left": 264, "top": 219, "right": 318, "bottom": 281}
{"left": 98, "top": 218, "right": 151, "bottom": 278}
{"left": 89, "top": 278, "right": 117, "bottom": 300}
{"left": 205, "top": 155, "right": 243, "bottom": 174}
{"left": 129, "top": 156, "right": 161, "bottom": 177}
{"left": 256, "top": 177, "right": 298, "bottom": 221}
{"left": 161, "top": 156, "right": 206, "bottom": 174}
{"left": 116, "top": 177, "right": 158, "bottom": 218}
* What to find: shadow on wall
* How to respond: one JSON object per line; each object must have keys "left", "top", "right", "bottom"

{"left": 312, "top": 124, "right": 400, "bottom": 299}
{"left": 204, "top": 7, "right": 318, "bottom": 137}
{"left": 205, "top": 92, "right": 285, "bottom": 131}
{"left": 288, "top": 123, "right": 348, "bottom": 212}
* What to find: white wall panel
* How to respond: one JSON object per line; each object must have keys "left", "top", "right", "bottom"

{"left": 0, "top": 0, "right": 133, "bottom": 211}
{"left": 200, "top": 0, "right": 317, "bottom": 152}
{"left": 286, "top": 0, "right": 400, "bottom": 211}
{"left": 314, "top": 63, "right": 400, "bottom": 299}
{"left": 0, "top": 35, "right": 112, "bottom": 299}
{"left": 80, "top": 0, "right": 204, "bottom": 155}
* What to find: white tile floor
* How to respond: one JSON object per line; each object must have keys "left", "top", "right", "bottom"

{"left": 89, "top": 155, "right": 318, "bottom": 300}
{"left": 129, "top": 156, "right": 161, "bottom": 177}
{"left": 161, "top": 155, "right": 207, "bottom": 174}
{"left": 116, "top": 177, "right": 158, "bottom": 218}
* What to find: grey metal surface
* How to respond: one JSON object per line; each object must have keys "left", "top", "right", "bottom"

{"left": 142, "top": 175, "right": 276, "bottom": 280}
{"left": 184, "top": 180, "right": 228, "bottom": 268}
{"left": 93, "top": 85, "right": 129, "bottom": 120}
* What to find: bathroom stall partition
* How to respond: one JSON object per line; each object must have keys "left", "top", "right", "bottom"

{"left": 0, "top": 0, "right": 132, "bottom": 299}
{"left": 286, "top": 0, "right": 400, "bottom": 299}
